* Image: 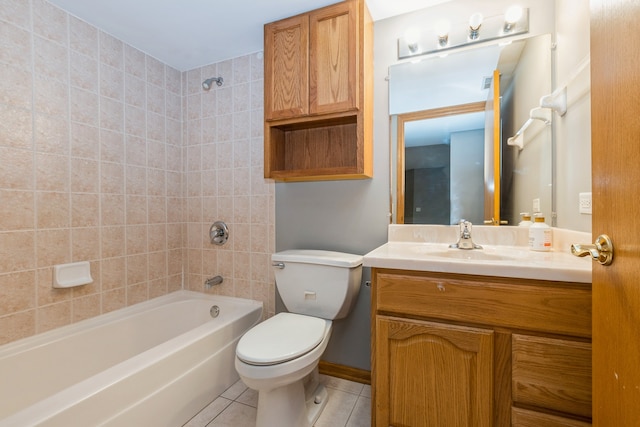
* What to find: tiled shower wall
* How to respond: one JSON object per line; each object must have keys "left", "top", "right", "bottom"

{"left": 0, "top": 0, "right": 274, "bottom": 346}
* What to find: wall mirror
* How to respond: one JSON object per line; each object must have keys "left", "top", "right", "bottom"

{"left": 389, "top": 33, "right": 553, "bottom": 225}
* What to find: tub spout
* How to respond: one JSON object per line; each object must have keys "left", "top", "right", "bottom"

{"left": 205, "top": 275, "right": 223, "bottom": 289}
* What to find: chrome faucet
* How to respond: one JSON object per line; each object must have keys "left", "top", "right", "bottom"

{"left": 449, "top": 220, "right": 483, "bottom": 250}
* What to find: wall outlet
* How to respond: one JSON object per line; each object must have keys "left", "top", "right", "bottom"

{"left": 579, "top": 192, "right": 592, "bottom": 214}
{"left": 532, "top": 198, "right": 541, "bottom": 213}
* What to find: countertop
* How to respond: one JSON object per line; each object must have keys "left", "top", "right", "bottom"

{"left": 363, "top": 225, "right": 592, "bottom": 283}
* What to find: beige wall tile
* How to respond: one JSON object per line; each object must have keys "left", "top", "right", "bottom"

{"left": 0, "top": 310, "right": 35, "bottom": 345}
{"left": 102, "top": 287, "right": 126, "bottom": 313}
{"left": 0, "top": 190, "right": 34, "bottom": 231}
{"left": 72, "top": 293, "right": 101, "bottom": 322}
{"left": 0, "top": 231, "right": 35, "bottom": 273}
{"left": 101, "top": 257, "right": 125, "bottom": 290}
{"left": 0, "top": 146, "right": 34, "bottom": 190}
{"left": 0, "top": 104, "right": 32, "bottom": 149}
{"left": 36, "top": 229, "right": 71, "bottom": 267}
{"left": 0, "top": 270, "right": 36, "bottom": 315}
{"left": 37, "top": 300, "right": 71, "bottom": 333}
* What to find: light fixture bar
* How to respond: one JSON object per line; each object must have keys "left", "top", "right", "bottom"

{"left": 398, "top": 8, "right": 530, "bottom": 60}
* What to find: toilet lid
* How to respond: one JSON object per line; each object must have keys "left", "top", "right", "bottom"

{"left": 236, "top": 313, "right": 327, "bottom": 366}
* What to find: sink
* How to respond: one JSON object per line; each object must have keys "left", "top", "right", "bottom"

{"left": 426, "top": 250, "right": 517, "bottom": 261}
{"left": 409, "top": 245, "right": 518, "bottom": 261}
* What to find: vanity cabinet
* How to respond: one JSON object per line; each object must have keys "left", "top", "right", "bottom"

{"left": 371, "top": 268, "right": 592, "bottom": 427}
{"left": 263, "top": 0, "right": 373, "bottom": 181}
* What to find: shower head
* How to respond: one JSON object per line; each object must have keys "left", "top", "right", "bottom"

{"left": 202, "top": 77, "right": 223, "bottom": 90}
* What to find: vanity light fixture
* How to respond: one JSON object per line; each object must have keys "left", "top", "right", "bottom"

{"left": 397, "top": 7, "right": 529, "bottom": 60}
{"left": 468, "top": 13, "right": 483, "bottom": 40}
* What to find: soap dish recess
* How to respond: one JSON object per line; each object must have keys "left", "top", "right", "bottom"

{"left": 53, "top": 261, "right": 93, "bottom": 288}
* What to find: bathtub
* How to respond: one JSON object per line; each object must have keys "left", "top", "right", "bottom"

{"left": 0, "top": 290, "right": 262, "bottom": 427}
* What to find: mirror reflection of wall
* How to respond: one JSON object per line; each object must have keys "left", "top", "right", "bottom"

{"left": 390, "top": 33, "right": 552, "bottom": 225}
{"left": 404, "top": 113, "right": 485, "bottom": 225}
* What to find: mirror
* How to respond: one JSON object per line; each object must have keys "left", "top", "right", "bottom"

{"left": 390, "top": 34, "right": 553, "bottom": 225}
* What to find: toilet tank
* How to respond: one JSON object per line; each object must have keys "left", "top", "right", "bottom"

{"left": 272, "top": 250, "right": 363, "bottom": 320}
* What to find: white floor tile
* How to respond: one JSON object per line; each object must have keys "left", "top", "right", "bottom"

{"left": 236, "top": 387, "right": 259, "bottom": 408}
{"left": 183, "top": 397, "right": 233, "bottom": 427}
{"left": 220, "top": 379, "right": 248, "bottom": 400}
{"left": 206, "top": 402, "right": 256, "bottom": 427}
{"left": 313, "top": 388, "right": 359, "bottom": 427}
{"left": 320, "top": 374, "right": 365, "bottom": 395}
{"left": 346, "top": 396, "right": 371, "bottom": 427}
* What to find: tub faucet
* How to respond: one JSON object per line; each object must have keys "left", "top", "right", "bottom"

{"left": 449, "top": 220, "right": 483, "bottom": 250}
{"left": 205, "top": 275, "right": 223, "bottom": 289}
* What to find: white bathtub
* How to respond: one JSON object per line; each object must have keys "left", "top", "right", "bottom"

{"left": 0, "top": 290, "right": 262, "bottom": 427}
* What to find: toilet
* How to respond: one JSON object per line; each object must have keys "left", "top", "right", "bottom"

{"left": 235, "top": 249, "right": 363, "bottom": 427}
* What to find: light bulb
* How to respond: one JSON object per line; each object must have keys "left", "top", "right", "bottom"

{"left": 404, "top": 28, "right": 421, "bottom": 54}
{"left": 434, "top": 19, "right": 451, "bottom": 38}
{"left": 468, "top": 13, "right": 483, "bottom": 40}
{"left": 505, "top": 5, "right": 523, "bottom": 24}
{"left": 468, "top": 13, "right": 484, "bottom": 30}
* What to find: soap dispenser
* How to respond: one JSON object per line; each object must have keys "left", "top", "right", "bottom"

{"left": 518, "top": 212, "right": 533, "bottom": 227}
{"left": 528, "top": 213, "right": 552, "bottom": 251}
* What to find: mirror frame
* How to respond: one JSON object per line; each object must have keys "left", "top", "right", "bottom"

{"left": 395, "top": 101, "right": 491, "bottom": 224}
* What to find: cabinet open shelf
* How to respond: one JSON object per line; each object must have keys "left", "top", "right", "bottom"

{"left": 266, "top": 114, "right": 371, "bottom": 181}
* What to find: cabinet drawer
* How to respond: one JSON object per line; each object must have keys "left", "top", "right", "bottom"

{"left": 512, "top": 334, "right": 591, "bottom": 418}
{"left": 374, "top": 270, "right": 591, "bottom": 337}
{"left": 512, "top": 407, "right": 591, "bottom": 427}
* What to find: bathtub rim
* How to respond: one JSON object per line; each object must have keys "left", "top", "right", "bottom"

{"left": 0, "top": 290, "right": 263, "bottom": 359}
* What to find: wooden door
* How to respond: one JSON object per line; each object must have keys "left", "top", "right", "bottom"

{"left": 264, "top": 14, "right": 309, "bottom": 120}
{"left": 590, "top": 0, "right": 640, "bottom": 424}
{"left": 375, "top": 316, "right": 493, "bottom": 427}
{"left": 309, "top": 0, "right": 357, "bottom": 115}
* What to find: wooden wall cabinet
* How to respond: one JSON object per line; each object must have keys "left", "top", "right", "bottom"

{"left": 263, "top": 0, "right": 373, "bottom": 181}
{"left": 371, "top": 269, "right": 592, "bottom": 427}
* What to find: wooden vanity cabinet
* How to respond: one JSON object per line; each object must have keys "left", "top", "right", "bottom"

{"left": 371, "top": 268, "right": 592, "bottom": 427}
{"left": 263, "top": 0, "right": 373, "bottom": 181}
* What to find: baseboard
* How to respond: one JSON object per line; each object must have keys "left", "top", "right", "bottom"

{"left": 318, "top": 360, "right": 371, "bottom": 385}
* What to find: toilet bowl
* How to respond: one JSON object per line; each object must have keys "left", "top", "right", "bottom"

{"left": 234, "top": 250, "right": 363, "bottom": 427}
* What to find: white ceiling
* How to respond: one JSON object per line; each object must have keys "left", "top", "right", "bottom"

{"left": 48, "top": 0, "right": 452, "bottom": 71}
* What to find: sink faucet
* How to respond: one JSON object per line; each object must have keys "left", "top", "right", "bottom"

{"left": 449, "top": 220, "right": 483, "bottom": 250}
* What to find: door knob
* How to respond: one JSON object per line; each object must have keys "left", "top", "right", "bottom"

{"left": 571, "top": 234, "right": 614, "bottom": 265}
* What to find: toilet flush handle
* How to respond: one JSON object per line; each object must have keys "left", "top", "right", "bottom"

{"left": 272, "top": 262, "right": 285, "bottom": 269}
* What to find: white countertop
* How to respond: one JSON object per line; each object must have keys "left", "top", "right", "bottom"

{"left": 364, "top": 225, "right": 592, "bottom": 283}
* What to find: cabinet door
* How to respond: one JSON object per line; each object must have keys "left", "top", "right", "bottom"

{"left": 309, "top": 0, "right": 357, "bottom": 115}
{"left": 375, "top": 316, "right": 494, "bottom": 427}
{"left": 264, "top": 14, "right": 309, "bottom": 120}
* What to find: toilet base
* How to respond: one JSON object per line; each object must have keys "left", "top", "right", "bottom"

{"left": 255, "top": 368, "right": 328, "bottom": 427}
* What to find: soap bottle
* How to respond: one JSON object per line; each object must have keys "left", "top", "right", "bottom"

{"left": 529, "top": 214, "right": 552, "bottom": 251}
{"left": 518, "top": 212, "right": 533, "bottom": 227}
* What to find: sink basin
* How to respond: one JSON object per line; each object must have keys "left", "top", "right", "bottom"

{"left": 409, "top": 244, "right": 519, "bottom": 261}
{"left": 425, "top": 250, "right": 516, "bottom": 261}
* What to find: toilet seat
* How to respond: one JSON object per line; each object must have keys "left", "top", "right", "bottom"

{"left": 236, "top": 313, "right": 327, "bottom": 366}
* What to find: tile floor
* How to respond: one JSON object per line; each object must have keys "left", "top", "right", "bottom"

{"left": 183, "top": 375, "right": 371, "bottom": 427}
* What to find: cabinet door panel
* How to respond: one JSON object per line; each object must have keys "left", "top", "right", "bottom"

{"left": 512, "top": 334, "right": 592, "bottom": 418}
{"left": 309, "top": 0, "right": 357, "bottom": 115}
{"left": 264, "top": 15, "right": 309, "bottom": 120}
{"left": 375, "top": 316, "right": 493, "bottom": 427}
